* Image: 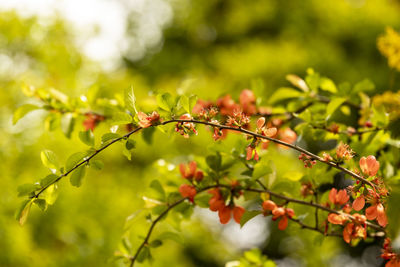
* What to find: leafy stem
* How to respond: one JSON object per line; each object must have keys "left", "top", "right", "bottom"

{"left": 33, "top": 118, "right": 374, "bottom": 201}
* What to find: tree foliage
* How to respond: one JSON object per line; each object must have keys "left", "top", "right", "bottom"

{"left": 3, "top": 2, "right": 400, "bottom": 267}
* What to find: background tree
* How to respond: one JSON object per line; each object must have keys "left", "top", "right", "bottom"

{"left": 2, "top": 1, "right": 400, "bottom": 266}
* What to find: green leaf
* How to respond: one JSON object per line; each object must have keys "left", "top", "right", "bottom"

{"left": 269, "top": 88, "right": 303, "bottom": 104}
{"left": 371, "top": 105, "right": 389, "bottom": 127}
{"left": 17, "top": 183, "right": 41, "bottom": 197}
{"left": 297, "top": 109, "right": 312, "bottom": 123}
{"left": 61, "top": 113, "right": 75, "bottom": 138}
{"left": 206, "top": 154, "right": 221, "bottom": 171}
{"left": 157, "top": 231, "right": 183, "bottom": 244}
{"left": 111, "top": 112, "right": 132, "bottom": 125}
{"left": 40, "top": 149, "right": 59, "bottom": 170}
{"left": 79, "top": 130, "right": 95, "bottom": 146}
{"left": 193, "top": 193, "right": 212, "bottom": 208}
{"left": 121, "top": 237, "right": 132, "bottom": 254}
{"left": 320, "top": 78, "right": 337, "bottom": 93}
{"left": 34, "top": 199, "right": 47, "bottom": 211}
{"left": 313, "top": 234, "right": 324, "bottom": 246}
{"left": 156, "top": 93, "right": 174, "bottom": 112}
{"left": 15, "top": 199, "right": 33, "bottom": 226}
{"left": 101, "top": 133, "right": 121, "bottom": 143}
{"left": 125, "top": 139, "right": 136, "bottom": 150}
{"left": 353, "top": 79, "right": 375, "bottom": 94}
{"left": 41, "top": 184, "right": 59, "bottom": 205}
{"left": 150, "top": 180, "right": 166, "bottom": 200}
{"left": 387, "top": 182, "right": 400, "bottom": 238}
{"left": 149, "top": 239, "right": 163, "bottom": 248}
{"left": 136, "top": 246, "right": 151, "bottom": 263}
{"left": 66, "top": 151, "right": 90, "bottom": 171}
{"left": 90, "top": 160, "right": 104, "bottom": 170}
{"left": 13, "top": 104, "right": 39, "bottom": 124}
{"left": 142, "top": 127, "right": 155, "bottom": 145}
{"left": 180, "top": 95, "right": 198, "bottom": 114}
{"left": 189, "top": 95, "right": 198, "bottom": 113}
{"left": 305, "top": 68, "right": 320, "bottom": 92}
{"left": 286, "top": 74, "right": 309, "bottom": 92}
{"left": 122, "top": 146, "right": 132, "bottom": 161}
{"left": 240, "top": 210, "right": 262, "bottom": 228}
{"left": 70, "top": 165, "right": 87, "bottom": 187}
{"left": 44, "top": 113, "right": 60, "bottom": 131}
{"left": 252, "top": 160, "right": 272, "bottom": 180}
{"left": 40, "top": 174, "right": 58, "bottom": 188}
{"left": 86, "top": 85, "right": 99, "bottom": 105}
{"left": 283, "top": 171, "right": 303, "bottom": 181}
{"left": 124, "top": 86, "right": 137, "bottom": 114}
{"left": 388, "top": 118, "right": 400, "bottom": 139}
{"left": 271, "top": 180, "right": 295, "bottom": 193}
{"left": 326, "top": 97, "right": 346, "bottom": 120}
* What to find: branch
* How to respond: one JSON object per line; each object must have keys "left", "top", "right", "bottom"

{"left": 129, "top": 198, "right": 186, "bottom": 267}
{"left": 165, "top": 119, "right": 374, "bottom": 187}
{"left": 310, "top": 125, "right": 384, "bottom": 136}
{"left": 32, "top": 127, "right": 143, "bottom": 199}
{"left": 128, "top": 182, "right": 383, "bottom": 266}
{"left": 288, "top": 217, "right": 341, "bottom": 237}
{"left": 242, "top": 186, "right": 383, "bottom": 231}
{"left": 33, "top": 117, "right": 374, "bottom": 200}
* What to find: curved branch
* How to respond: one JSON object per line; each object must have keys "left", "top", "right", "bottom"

{"left": 288, "top": 217, "right": 341, "bottom": 237}
{"left": 129, "top": 198, "right": 186, "bottom": 267}
{"left": 165, "top": 119, "right": 374, "bottom": 187}
{"left": 32, "top": 127, "right": 143, "bottom": 199}
{"left": 242, "top": 187, "right": 383, "bottom": 231}
{"left": 33, "top": 118, "right": 374, "bottom": 200}
{"left": 128, "top": 182, "right": 383, "bottom": 266}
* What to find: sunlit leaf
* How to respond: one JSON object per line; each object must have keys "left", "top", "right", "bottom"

{"left": 15, "top": 199, "right": 33, "bottom": 226}
{"left": 157, "top": 231, "right": 183, "bottom": 244}
{"left": 156, "top": 93, "right": 174, "bottom": 112}
{"left": 79, "top": 130, "right": 95, "bottom": 146}
{"left": 34, "top": 199, "right": 47, "bottom": 211}
{"left": 286, "top": 74, "right": 309, "bottom": 92}
{"left": 252, "top": 159, "right": 272, "bottom": 180}
{"left": 41, "top": 184, "right": 59, "bottom": 205}
{"left": 283, "top": 171, "right": 303, "bottom": 181}
{"left": 269, "top": 88, "right": 303, "bottom": 104}
{"left": 13, "top": 104, "right": 39, "bottom": 124}
{"left": 101, "top": 133, "right": 121, "bottom": 144}
{"left": 150, "top": 180, "right": 166, "bottom": 200}
{"left": 326, "top": 97, "right": 346, "bottom": 120}
{"left": 124, "top": 86, "right": 137, "bottom": 114}
{"left": 320, "top": 78, "right": 337, "bottom": 93}
{"left": 112, "top": 112, "right": 132, "bottom": 125}
{"left": 41, "top": 149, "right": 59, "bottom": 170}
{"left": 61, "top": 113, "right": 75, "bottom": 139}
{"left": 66, "top": 151, "right": 90, "bottom": 171}
{"left": 17, "top": 183, "right": 41, "bottom": 197}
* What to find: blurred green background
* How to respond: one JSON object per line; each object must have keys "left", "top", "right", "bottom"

{"left": 1, "top": 0, "right": 399, "bottom": 266}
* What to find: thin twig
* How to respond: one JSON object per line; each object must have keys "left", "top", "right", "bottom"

{"left": 165, "top": 119, "right": 374, "bottom": 187}
{"left": 33, "top": 118, "right": 375, "bottom": 200}
{"left": 129, "top": 198, "right": 186, "bottom": 267}
{"left": 288, "top": 217, "right": 341, "bottom": 237}
{"left": 128, "top": 183, "right": 383, "bottom": 266}
{"left": 32, "top": 127, "right": 143, "bottom": 199}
